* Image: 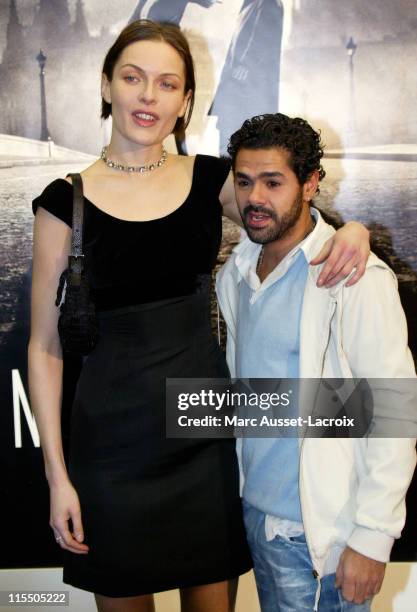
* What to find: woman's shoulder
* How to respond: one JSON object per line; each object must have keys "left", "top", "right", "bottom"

{"left": 195, "top": 153, "right": 231, "bottom": 171}
{"left": 32, "top": 178, "right": 73, "bottom": 228}
{"left": 193, "top": 154, "right": 232, "bottom": 193}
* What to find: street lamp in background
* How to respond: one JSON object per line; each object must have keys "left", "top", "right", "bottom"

{"left": 346, "top": 36, "right": 357, "bottom": 62}
{"left": 36, "top": 49, "right": 51, "bottom": 142}
{"left": 345, "top": 37, "right": 357, "bottom": 146}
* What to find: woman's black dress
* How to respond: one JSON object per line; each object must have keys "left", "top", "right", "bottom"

{"left": 32, "top": 155, "right": 252, "bottom": 597}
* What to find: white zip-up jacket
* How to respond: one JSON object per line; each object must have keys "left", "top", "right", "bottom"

{"left": 216, "top": 208, "right": 416, "bottom": 578}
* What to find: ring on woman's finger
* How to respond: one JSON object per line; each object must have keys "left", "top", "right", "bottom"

{"left": 55, "top": 535, "right": 63, "bottom": 543}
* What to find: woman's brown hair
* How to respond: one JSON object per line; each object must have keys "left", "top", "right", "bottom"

{"left": 101, "top": 19, "right": 195, "bottom": 139}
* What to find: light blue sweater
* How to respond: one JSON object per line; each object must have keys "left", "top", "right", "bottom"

{"left": 236, "top": 249, "right": 308, "bottom": 521}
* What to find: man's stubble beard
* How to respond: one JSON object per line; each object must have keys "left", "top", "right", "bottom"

{"left": 242, "top": 189, "right": 304, "bottom": 245}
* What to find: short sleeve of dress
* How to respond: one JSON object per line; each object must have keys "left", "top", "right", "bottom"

{"left": 32, "top": 179, "right": 73, "bottom": 228}
{"left": 197, "top": 155, "right": 231, "bottom": 198}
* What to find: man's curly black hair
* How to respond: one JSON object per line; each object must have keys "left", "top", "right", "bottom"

{"left": 227, "top": 113, "right": 326, "bottom": 194}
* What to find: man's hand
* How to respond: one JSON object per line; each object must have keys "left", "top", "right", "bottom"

{"left": 335, "top": 547, "right": 386, "bottom": 604}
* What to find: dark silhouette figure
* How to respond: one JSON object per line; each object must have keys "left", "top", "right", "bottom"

{"left": 209, "top": 0, "right": 284, "bottom": 154}
{"left": 129, "top": 0, "right": 219, "bottom": 155}
{"left": 130, "top": 0, "right": 218, "bottom": 24}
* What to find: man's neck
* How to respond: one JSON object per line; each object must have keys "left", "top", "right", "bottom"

{"left": 258, "top": 207, "right": 314, "bottom": 282}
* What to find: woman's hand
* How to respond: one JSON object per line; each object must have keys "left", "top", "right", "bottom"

{"left": 310, "top": 221, "right": 370, "bottom": 288}
{"left": 50, "top": 481, "right": 89, "bottom": 554}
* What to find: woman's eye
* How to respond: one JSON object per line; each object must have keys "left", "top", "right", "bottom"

{"left": 124, "top": 75, "right": 139, "bottom": 83}
{"left": 161, "top": 81, "right": 176, "bottom": 90}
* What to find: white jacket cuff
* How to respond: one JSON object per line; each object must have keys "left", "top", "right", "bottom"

{"left": 347, "top": 526, "right": 394, "bottom": 563}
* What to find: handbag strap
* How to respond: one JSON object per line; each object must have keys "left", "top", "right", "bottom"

{"left": 67, "top": 173, "right": 84, "bottom": 283}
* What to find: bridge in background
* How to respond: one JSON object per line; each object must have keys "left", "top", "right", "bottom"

{"left": 0, "top": 134, "right": 95, "bottom": 168}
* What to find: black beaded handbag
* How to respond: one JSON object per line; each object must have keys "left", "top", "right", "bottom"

{"left": 55, "top": 173, "right": 99, "bottom": 355}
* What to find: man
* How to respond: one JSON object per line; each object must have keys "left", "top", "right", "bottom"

{"left": 216, "top": 113, "right": 416, "bottom": 611}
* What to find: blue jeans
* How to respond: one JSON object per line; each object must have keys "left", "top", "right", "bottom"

{"left": 243, "top": 502, "right": 371, "bottom": 612}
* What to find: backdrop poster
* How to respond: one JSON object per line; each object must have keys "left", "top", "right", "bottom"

{"left": 0, "top": 0, "right": 416, "bottom": 568}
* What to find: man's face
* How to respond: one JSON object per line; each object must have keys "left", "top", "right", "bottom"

{"left": 234, "top": 147, "right": 308, "bottom": 244}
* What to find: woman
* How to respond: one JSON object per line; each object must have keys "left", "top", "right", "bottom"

{"left": 28, "top": 20, "right": 370, "bottom": 612}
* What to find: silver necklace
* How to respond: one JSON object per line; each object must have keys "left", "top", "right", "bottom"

{"left": 256, "top": 246, "right": 265, "bottom": 274}
{"left": 100, "top": 146, "right": 168, "bottom": 173}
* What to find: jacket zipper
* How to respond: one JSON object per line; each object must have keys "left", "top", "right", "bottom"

{"left": 299, "top": 439, "right": 319, "bottom": 573}
{"left": 299, "top": 440, "right": 322, "bottom": 611}
{"left": 319, "top": 300, "right": 337, "bottom": 375}
{"left": 298, "top": 300, "right": 337, "bottom": 596}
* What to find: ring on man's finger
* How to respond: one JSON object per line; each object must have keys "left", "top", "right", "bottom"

{"left": 55, "top": 535, "right": 63, "bottom": 543}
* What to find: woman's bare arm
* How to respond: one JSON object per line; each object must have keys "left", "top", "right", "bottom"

{"left": 28, "top": 207, "right": 88, "bottom": 554}
{"left": 219, "top": 170, "right": 243, "bottom": 227}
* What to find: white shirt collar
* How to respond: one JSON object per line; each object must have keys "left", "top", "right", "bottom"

{"left": 233, "top": 208, "right": 334, "bottom": 293}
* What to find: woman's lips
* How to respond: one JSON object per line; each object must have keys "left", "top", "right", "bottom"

{"left": 131, "top": 111, "right": 158, "bottom": 127}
